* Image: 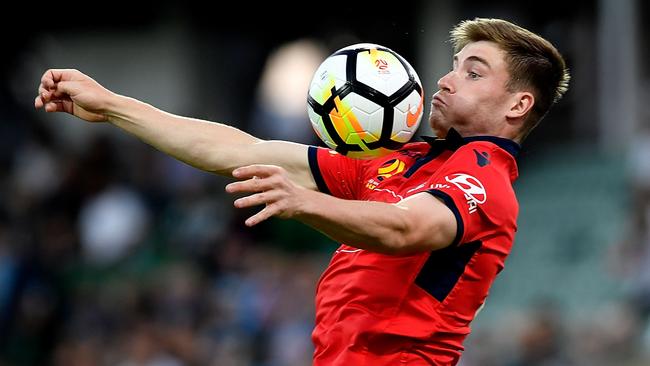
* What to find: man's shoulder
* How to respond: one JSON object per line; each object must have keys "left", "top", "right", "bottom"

{"left": 444, "top": 141, "right": 520, "bottom": 183}
{"left": 455, "top": 141, "right": 518, "bottom": 166}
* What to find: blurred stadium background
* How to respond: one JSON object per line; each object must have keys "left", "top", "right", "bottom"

{"left": 1, "top": 0, "right": 649, "bottom": 365}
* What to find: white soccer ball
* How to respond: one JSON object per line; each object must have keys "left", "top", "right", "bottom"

{"left": 307, "top": 43, "right": 424, "bottom": 159}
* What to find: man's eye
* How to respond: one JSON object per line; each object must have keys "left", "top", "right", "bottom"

{"left": 468, "top": 71, "right": 480, "bottom": 79}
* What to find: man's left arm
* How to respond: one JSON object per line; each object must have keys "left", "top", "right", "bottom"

{"left": 226, "top": 164, "right": 457, "bottom": 255}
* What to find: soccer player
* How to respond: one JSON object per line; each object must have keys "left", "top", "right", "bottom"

{"left": 35, "top": 18, "right": 569, "bottom": 366}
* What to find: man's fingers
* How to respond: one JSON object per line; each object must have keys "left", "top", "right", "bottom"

{"left": 47, "top": 69, "right": 70, "bottom": 83}
{"left": 41, "top": 74, "right": 54, "bottom": 89}
{"left": 49, "top": 69, "right": 61, "bottom": 83}
{"left": 38, "top": 90, "right": 50, "bottom": 103}
{"left": 36, "top": 77, "right": 75, "bottom": 110}
{"left": 35, "top": 87, "right": 71, "bottom": 111}
{"left": 40, "top": 68, "right": 74, "bottom": 88}
{"left": 245, "top": 205, "right": 276, "bottom": 227}
{"left": 35, "top": 96, "right": 55, "bottom": 110}
{"left": 52, "top": 80, "right": 76, "bottom": 96}
{"left": 44, "top": 101, "right": 66, "bottom": 113}
{"left": 233, "top": 191, "right": 280, "bottom": 208}
{"left": 40, "top": 69, "right": 66, "bottom": 88}
{"left": 226, "top": 165, "right": 291, "bottom": 227}
{"left": 225, "top": 179, "right": 263, "bottom": 194}
{"left": 232, "top": 165, "right": 282, "bottom": 179}
{"left": 50, "top": 88, "right": 71, "bottom": 99}
{"left": 226, "top": 176, "right": 274, "bottom": 194}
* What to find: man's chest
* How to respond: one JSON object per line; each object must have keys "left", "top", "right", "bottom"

{"left": 359, "top": 151, "right": 451, "bottom": 202}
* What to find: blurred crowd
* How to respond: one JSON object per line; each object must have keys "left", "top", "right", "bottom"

{"left": 0, "top": 117, "right": 331, "bottom": 366}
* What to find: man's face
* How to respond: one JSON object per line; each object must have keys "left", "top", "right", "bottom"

{"left": 428, "top": 41, "right": 514, "bottom": 137}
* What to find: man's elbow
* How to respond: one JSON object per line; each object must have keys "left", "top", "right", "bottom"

{"left": 378, "top": 227, "right": 428, "bottom": 255}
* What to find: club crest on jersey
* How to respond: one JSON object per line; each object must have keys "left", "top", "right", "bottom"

{"left": 445, "top": 173, "right": 487, "bottom": 214}
{"left": 366, "top": 158, "right": 405, "bottom": 190}
{"left": 377, "top": 159, "right": 405, "bottom": 181}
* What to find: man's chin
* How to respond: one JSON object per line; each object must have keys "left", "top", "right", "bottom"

{"left": 428, "top": 117, "right": 449, "bottom": 138}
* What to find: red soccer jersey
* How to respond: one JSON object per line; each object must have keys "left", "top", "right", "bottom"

{"left": 307, "top": 129, "right": 520, "bottom": 365}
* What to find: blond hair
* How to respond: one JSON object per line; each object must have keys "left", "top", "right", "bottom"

{"left": 451, "top": 18, "right": 570, "bottom": 138}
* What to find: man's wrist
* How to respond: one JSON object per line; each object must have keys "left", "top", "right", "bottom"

{"left": 293, "top": 188, "right": 324, "bottom": 222}
{"left": 106, "top": 94, "right": 146, "bottom": 125}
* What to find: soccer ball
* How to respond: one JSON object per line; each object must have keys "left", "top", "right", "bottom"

{"left": 307, "top": 43, "right": 424, "bottom": 159}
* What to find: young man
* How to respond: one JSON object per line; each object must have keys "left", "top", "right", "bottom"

{"left": 35, "top": 18, "right": 569, "bottom": 365}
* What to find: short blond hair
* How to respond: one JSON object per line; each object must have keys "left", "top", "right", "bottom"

{"left": 451, "top": 18, "right": 570, "bottom": 138}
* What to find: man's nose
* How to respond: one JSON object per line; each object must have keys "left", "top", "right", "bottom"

{"left": 437, "top": 71, "right": 455, "bottom": 94}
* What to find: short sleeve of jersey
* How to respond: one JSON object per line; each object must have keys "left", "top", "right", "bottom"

{"left": 308, "top": 146, "right": 366, "bottom": 200}
{"left": 425, "top": 142, "right": 518, "bottom": 246}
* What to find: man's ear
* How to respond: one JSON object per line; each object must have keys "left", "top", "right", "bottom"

{"left": 506, "top": 91, "right": 534, "bottom": 120}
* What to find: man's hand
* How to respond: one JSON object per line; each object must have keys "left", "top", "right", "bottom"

{"left": 225, "top": 165, "right": 456, "bottom": 254}
{"left": 225, "top": 165, "right": 310, "bottom": 227}
{"left": 35, "top": 69, "right": 114, "bottom": 122}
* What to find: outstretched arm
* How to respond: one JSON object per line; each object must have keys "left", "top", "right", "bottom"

{"left": 35, "top": 69, "right": 316, "bottom": 189}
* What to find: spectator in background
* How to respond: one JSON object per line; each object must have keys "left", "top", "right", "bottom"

{"left": 249, "top": 39, "right": 327, "bottom": 144}
{"left": 611, "top": 126, "right": 650, "bottom": 314}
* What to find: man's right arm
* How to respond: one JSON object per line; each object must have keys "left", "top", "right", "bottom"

{"left": 35, "top": 69, "right": 316, "bottom": 190}
{"left": 107, "top": 95, "right": 315, "bottom": 189}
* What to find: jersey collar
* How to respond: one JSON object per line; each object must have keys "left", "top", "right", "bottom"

{"left": 421, "top": 128, "right": 521, "bottom": 158}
